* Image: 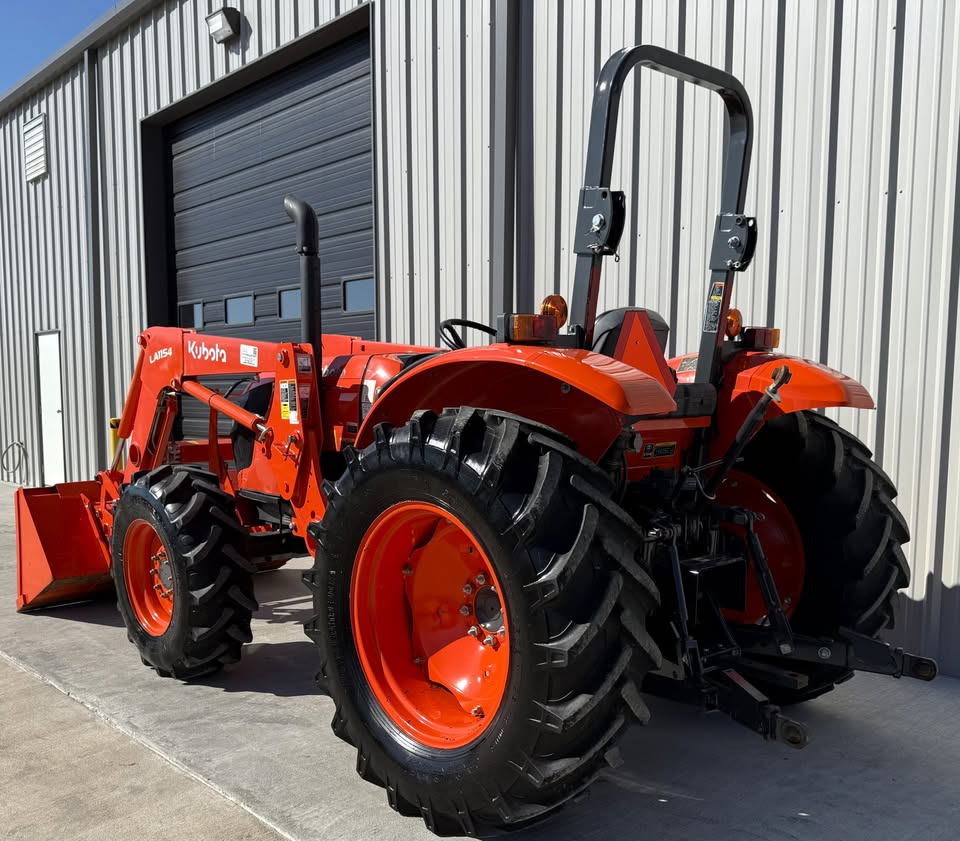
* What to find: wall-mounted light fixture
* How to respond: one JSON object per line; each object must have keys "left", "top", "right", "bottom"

{"left": 205, "top": 7, "right": 242, "bottom": 44}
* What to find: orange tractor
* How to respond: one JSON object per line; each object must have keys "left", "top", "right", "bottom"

{"left": 15, "top": 46, "right": 934, "bottom": 835}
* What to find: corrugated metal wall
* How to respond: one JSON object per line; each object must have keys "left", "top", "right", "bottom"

{"left": 1, "top": 0, "right": 958, "bottom": 672}
{"left": 372, "top": 0, "right": 495, "bottom": 343}
{"left": 0, "top": 63, "right": 100, "bottom": 486}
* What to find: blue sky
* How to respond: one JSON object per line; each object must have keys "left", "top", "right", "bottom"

{"left": 0, "top": 0, "right": 118, "bottom": 93}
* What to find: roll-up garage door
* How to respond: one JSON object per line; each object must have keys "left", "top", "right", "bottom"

{"left": 165, "top": 32, "right": 375, "bottom": 438}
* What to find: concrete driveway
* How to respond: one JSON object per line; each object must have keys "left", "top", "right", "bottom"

{"left": 2, "top": 483, "right": 958, "bottom": 841}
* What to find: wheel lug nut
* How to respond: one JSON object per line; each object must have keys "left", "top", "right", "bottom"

{"left": 402, "top": 564, "right": 413, "bottom": 577}
{"left": 467, "top": 626, "right": 480, "bottom": 637}
{"left": 460, "top": 605, "right": 471, "bottom": 616}
{"left": 475, "top": 574, "right": 486, "bottom": 586}
{"left": 471, "top": 705, "right": 484, "bottom": 717}
{"left": 414, "top": 656, "right": 424, "bottom": 665}
{"left": 482, "top": 635, "right": 495, "bottom": 647}
{"left": 462, "top": 583, "right": 473, "bottom": 595}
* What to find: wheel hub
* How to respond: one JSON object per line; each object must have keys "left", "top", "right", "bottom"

{"left": 473, "top": 585, "right": 504, "bottom": 633}
{"left": 351, "top": 502, "right": 510, "bottom": 749}
{"left": 123, "top": 519, "right": 175, "bottom": 636}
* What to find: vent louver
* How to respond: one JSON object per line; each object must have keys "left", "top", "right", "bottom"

{"left": 22, "top": 113, "right": 48, "bottom": 182}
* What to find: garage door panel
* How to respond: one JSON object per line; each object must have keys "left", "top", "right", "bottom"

{"left": 171, "top": 84, "right": 372, "bottom": 199}
{"left": 173, "top": 155, "right": 372, "bottom": 251}
{"left": 173, "top": 122, "right": 373, "bottom": 213}
{"left": 175, "top": 204, "right": 373, "bottom": 271}
{"left": 170, "top": 70, "right": 370, "bottom": 168}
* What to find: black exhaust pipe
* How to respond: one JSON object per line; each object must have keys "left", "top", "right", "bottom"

{"left": 283, "top": 194, "right": 322, "bottom": 348}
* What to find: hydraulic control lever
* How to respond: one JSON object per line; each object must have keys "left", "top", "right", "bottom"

{"left": 702, "top": 364, "right": 791, "bottom": 499}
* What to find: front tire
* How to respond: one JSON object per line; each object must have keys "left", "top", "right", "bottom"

{"left": 304, "top": 408, "right": 662, "bottom": 835}
{"left": 737, "top": 411, "right": 910, "bottom": 704}
{"left": 112, "top": 466, "right": 257, "bottom": 679}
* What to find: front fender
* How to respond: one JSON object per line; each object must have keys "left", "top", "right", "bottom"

{"left": 727, "top": 351, "right": 874, "bottom": 412}
{"left": 356, "top": 344, "right": 677, "bottom": 463}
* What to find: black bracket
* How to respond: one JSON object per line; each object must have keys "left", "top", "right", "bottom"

{"left": 735, "top": 626, "right": 939, "bottom": 682}
{"left": 714, "top": 505, "right": 795, "bottom": 655}
{"left": 707, "top": 668, "right": 809, "bottom": 749}
{"left": 708, "top": 213, "right": 757, "bottom": 271}
{"left": 573, "top": 187, "right": 626, "bottom": 256}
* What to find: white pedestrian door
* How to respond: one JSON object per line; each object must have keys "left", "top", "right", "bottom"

{"left": 36, "top": 332, "right": 65, "bottom": 485}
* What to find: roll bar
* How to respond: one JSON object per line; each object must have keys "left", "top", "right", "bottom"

{"left": 568, "top": 45, "right": 757, "bottom": 387}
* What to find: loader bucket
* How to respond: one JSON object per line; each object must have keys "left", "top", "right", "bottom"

{"left": 15, "top": 482, "right": 114, "bottom": 611}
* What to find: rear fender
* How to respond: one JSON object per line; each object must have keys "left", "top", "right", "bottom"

{"left": 712, "top": 350, "right": 874, "bottom": 458}
{"left": 356, "top": 345, "right": 677, "bottom": 463}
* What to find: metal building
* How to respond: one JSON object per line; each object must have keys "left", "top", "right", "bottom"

{"left": 0, "top": 0, "right": 958, "bottom": 674}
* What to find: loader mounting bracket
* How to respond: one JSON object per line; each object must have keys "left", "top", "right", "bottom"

{"left": 734, "top": 626, "right": 939, "bottom": 682}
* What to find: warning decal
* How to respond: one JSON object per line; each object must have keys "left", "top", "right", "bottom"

{"left": 279, "top": 379, "right": 298, "bottom": 423}
{"left": 702, "top": 281, "right": 725, "bottom": 333}
{"left": 642, "top": 441, "right": 677, "bottom": 459}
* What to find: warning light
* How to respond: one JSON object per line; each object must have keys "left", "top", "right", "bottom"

{"left": 540, "top": 295, "right": 568, "bottom": 329}
{"left": 726, "top": 308, "right": 743, "bottom": 338}
{"left": 503, "top": 314, "right": 558, "bottom": 343}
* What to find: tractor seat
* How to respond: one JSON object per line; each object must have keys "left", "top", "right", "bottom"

{"left": 592, "top": 307, "right": 670, "bottom": 357}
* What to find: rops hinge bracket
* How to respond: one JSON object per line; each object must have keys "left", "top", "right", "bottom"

{"left": 708, "top": 213, "right": 758, "bottom": 271}
{"left": 574, "top": 187, "right": 626, "bottom": 256}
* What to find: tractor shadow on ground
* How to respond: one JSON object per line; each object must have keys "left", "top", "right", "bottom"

{"left": 29, "top": 593, "right": 125, "bottom": 628}
{"left": 197, "top": 640, "right": 321, "bottom": 698}
{"left": 196, "top": 563, "right": 319, "bottom": 697}
{"left": 253, "top": 565, "right": 315, "bottom": 626}
{"left": 507, "top": 677, "right": 958, "bottom": 841}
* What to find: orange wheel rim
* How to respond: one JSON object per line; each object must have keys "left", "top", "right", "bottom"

{"left": 123, "top": 518, "right": 175, "bottom": 636}
{"left": 351, "top": 501, "right": 510, "bottom": 749}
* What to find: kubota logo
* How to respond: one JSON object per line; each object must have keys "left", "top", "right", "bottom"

{"left": 187, "top": 340, "right": 227, "bottom": 363}
{"left": 149, "top": 347, "right": 172, "bottom": 364}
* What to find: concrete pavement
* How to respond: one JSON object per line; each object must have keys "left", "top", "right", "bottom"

{"left": 0, "top": 655, "right": 283, "bottom": 841}
{"left": 2, "top": 482, "right": 959, "bottom": 841}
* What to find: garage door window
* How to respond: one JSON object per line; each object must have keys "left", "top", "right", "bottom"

{"left": 343, "top": 277, "right": 375, "bottom": 312}
{"left": 279, "top": 287, "right": 301, "bottom": 320}
{"left": 226, "top": 294, "right": 254, "bottom": 325}
{"left": 179, "top": 301, "right": 203, "bottom": 328}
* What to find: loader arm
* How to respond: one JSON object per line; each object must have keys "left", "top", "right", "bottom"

{"left": 118, "top": 327, "right": 329, "bottom": 542}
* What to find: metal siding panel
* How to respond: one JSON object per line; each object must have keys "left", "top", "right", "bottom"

{"left": 0, "top": 64, "right": 93, "bottom": 486}
{"left": 436, "top": 0, "right": 464, "bottom": 330}
{"left": 882, "top": 0, "right": 960, "bottom": 673}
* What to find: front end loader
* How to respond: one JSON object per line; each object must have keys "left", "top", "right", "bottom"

{"left": 15, "top": 45, "right": 936, "bottom": 835}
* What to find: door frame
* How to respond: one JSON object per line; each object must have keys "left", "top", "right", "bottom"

{"left": 34, "top": 329, "right": 66, "bottom": 485}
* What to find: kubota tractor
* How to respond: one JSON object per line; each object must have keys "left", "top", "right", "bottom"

{"left": 15, "top": 46, "right": 935, "bottom": 835}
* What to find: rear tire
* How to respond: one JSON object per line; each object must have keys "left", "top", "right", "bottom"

{"left": 304, "top": 408, "right": 662, "bottom": 835}
{"left": 112, "top": 466, "right": 257, "bottom": 679}
{"left": 737, "top": 410, "right": 910, "bottom": 704}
